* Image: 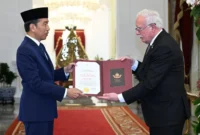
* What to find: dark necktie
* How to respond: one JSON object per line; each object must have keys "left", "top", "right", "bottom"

{"left": 145, "top": 44, "right": 151, "bottom": 55}
{"left": 39, "top": 43, "right": 48, "bottom": 60}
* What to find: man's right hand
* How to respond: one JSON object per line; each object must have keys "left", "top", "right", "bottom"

{"left": 67, "top": 88, "right": 86, "bottom": 99}
{"left": 118, "top": 56, "right": 135, "bottom": 65}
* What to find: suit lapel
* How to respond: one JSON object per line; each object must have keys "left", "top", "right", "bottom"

{"left": 24, "top": 37, "right": 54, "bottom": 76}
{"left": 140, "top": 29, "right": 167, "bottom": 71}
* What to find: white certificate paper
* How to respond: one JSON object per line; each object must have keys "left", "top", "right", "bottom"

{"left": 75, "top": 61, "right": 101, "bottom": 94}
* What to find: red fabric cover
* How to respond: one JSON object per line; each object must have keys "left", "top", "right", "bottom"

{"left": 174, "top": 0, "right": 193, "bottom": 84}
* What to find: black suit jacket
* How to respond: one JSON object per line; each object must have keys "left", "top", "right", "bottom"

{"left": 122, "top": 29, "right": 191, "bottom": 127}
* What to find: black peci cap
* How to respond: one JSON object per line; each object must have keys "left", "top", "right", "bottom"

{"left": 20, "top": 7, "right": 48, "bottom": 23}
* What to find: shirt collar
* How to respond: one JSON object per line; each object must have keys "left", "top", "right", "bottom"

{"left": 149, "top": 29, "right": 162, "bottom": 46}
{"left": 26, "top": 35, "right": 40, "bottom": 46}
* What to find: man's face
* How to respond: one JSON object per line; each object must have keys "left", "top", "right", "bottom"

{"left": 135, "top": 16, "right": 153, "bottom": 44}
{"left": 32, "top": 18, "right": 50, "bottom": 41}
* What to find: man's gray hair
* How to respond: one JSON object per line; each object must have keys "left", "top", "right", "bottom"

{"left": 136, "top": 9, "right": 163, "bottom": 28}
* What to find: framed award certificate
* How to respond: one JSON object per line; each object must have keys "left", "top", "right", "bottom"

{"left": 74, "top": 61, "right": 101, "bottom": 95}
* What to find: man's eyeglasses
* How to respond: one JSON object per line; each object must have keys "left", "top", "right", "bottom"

{"left": 135, "top": 23, "right": 155, "bottom": 32}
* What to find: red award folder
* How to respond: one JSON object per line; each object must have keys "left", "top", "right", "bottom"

{"left": 73, "top": 60, "right": 133, "bottom": 96}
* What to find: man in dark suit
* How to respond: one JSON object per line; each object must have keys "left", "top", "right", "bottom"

{"left": 98, "top": 9, "right": 190, "bottom": 135}
{"left": 17, "top": 7, "right": 85, "bottom": 135}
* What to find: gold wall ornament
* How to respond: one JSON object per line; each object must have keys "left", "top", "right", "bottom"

{"left": 56, "top": 26, "right": 88, "bottom": 69}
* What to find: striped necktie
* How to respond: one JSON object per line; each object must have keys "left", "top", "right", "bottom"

{"left": 39, "top": 43, "right": 48, "bottom": 60}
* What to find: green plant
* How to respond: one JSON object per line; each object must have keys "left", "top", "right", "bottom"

{"left": 0, "top": 63, "right": 17, "bottom": 87}
{"left": 192, "top": 97, "right": 200, "bottom": 134}
{"left": 191, "top": 5, "right": 200, "bottom": 40}
{"left": 186, "top": 0, "right": 200, "bottom": 40}
{"left": 186, "top": 1, "right": 200, "bottom": 134}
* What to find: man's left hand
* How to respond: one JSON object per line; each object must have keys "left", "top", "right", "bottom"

{"left": 64, "top": 63, "right": 76, "bottom": 73}
{"left": 97, "top": 93, "right": 119, "bottom": 101}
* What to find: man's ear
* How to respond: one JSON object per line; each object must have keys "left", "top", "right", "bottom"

{"left": 30, "top": 24, "right": 36, "bottom": 32}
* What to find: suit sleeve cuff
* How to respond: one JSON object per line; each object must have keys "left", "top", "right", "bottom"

{"left": 118, "top": 93, "right": 125, "bottom": 102}
{"left": 131, "top": 60, "right": 138, "bottom": 71}
{"left": 64, "top": 88, "right": 67, "bottom": 98}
